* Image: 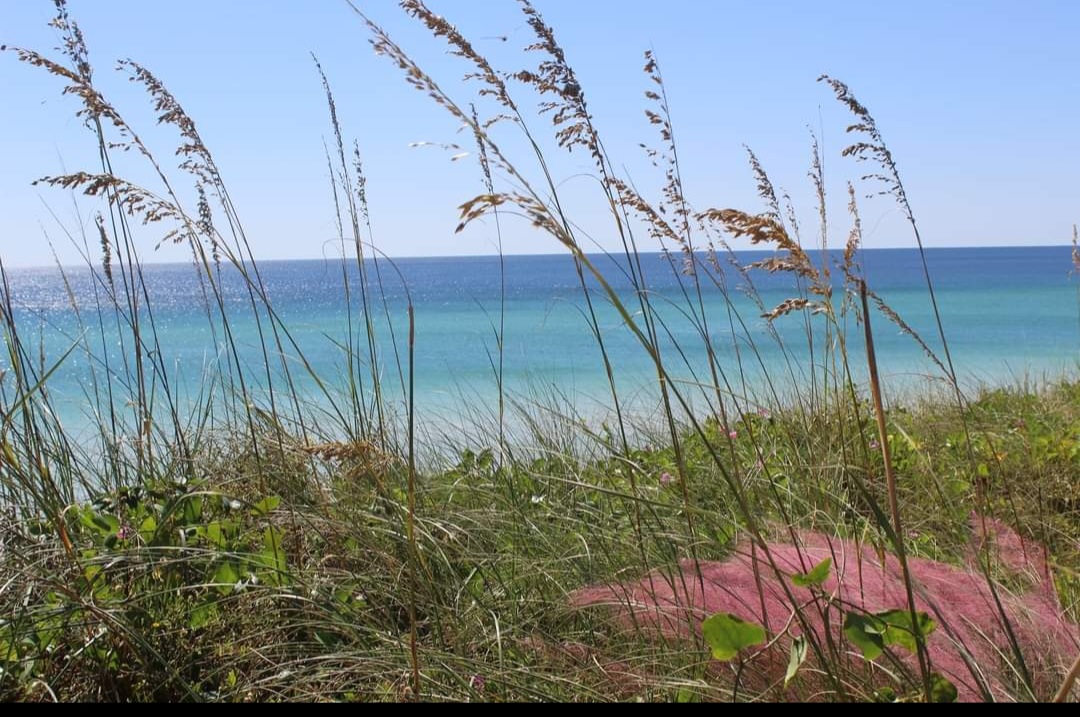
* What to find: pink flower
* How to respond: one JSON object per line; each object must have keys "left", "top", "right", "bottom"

{"left": 757, "top": 408, "right": 772, "bottom": 420}
{"left": 728, "top": 430, "right": 739, "bottom": 441}
{"left": 116, "top": 524, "right": 136, "bottom": 541}
{"left": 470, "top": 675, "right": 486, "bottom": 693}
{"left": 660, "top": 472, "right": 675, "bottom": 487}
{"left": 869, "top": 439, "right": 881, "bottom": 451}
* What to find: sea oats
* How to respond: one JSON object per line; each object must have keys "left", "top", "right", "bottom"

{"left": 94, "top": 213, "right": 113, "bottom": 289}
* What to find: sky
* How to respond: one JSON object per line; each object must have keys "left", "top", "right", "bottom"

{"left": 1, "top": 0, "right": 1078, "bottom": 267}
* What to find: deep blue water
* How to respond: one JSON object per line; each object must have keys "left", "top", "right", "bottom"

{"left": 2, "top": 247, "right": 1078, "bottom": 437}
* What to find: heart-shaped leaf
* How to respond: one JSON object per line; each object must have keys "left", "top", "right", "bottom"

{"left": 844, "top": 609, "right": 937, "bottom": 661}
{"left": 844, "top": 612, "right": 886, "bottom": 661}
{"left": 702, "top": 613, "right": 767, "bottom": 662}
{"left": 876, "top": 609, "right": 937, "bottom": 654}
{"left": 930, "top": 673, "right": 959, "bottom": 704}
{"left": 792, "top": 558, "right": 833, "bottom": 588}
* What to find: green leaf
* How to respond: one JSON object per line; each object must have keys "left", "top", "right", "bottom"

{"left": 213, "top": 560, "right": 241, "bottom": 595}
{"left": 35, "top": 618, "right": 62, "bottom": 651}
{"left": 792, "top": 558, "right": 833, "bottom": 588}
{"left": 702, "top": 612, "right": 767, "bottom": 662}
{"left": 0, "top": 637, "right": 17, "bottom": 664}
{"left": 844, "top": 610, "right": 937, "bottom": 661}
{"left": 138, "top": 515, "right": 157, "bottom": 543}
{"left": 82, "top": 564, "right": 103, "bottom": 587}
{"left": 259, "top": 526, "right": 288, "bottom": 585}
{"left": 930, "top": 673, "right": 958, "bottom": 704}
{"left": 98, "top": 514, "right": 121, "bottom": 535}
{"left": 80, "top": 509, "right": 119, "bottom": 538}
{"left": 205, "top": 521, "right": 228, "bottom": 550}
{"left": 251, "top": 496, "right": 282, "bottom": 517}
{"left": 844, "top": 613, "right": 886, "bottom": 661}
{"left": 675, "top": 687, "right": 699, "bottom": 704}
{"left": 873, "top": 687, "right": 899, "bottom": 703}
{"left": 876, "top": 610, "right": 937, "bottom": 654}
{"left": 182, "top": 495, "right": 204, "bottom": 525}
{"left": 190, "top": 600, "right": 217, "bottom": 631}
{"left": 785, "top": 636, "right": 808, "bottom": 688}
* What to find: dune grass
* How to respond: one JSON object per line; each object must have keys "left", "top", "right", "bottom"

{"left": 0, "top": 0, "right": 1078, "bottom": 703}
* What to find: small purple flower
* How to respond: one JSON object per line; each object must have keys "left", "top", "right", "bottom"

{"left": 116, "top": 524, "right": 136, "bottom": 541}
{"left": 869, "top": 439, "right": 881, "bottom": 452}
{"left": 757, "top": 408, "right": 772, "bottom": 420}
{"left": 728, "top": 430, "right": 739, "bottom": 441}
{"left": 660, "top": 472, "right": 675, "bottom": 487}
{"left": 469, "top": 674, "right": 486, "bottom": 693}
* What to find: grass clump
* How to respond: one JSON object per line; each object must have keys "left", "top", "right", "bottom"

{"left": 1, "top": 383, "right": 1077, "bottom": 702}
{"left": 0, "top": 0, "right": 1077, "bottom": 703}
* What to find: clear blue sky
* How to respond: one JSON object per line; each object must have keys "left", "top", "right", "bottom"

{"left": 2, "top": 0, "right": 1078, "bottom": 267}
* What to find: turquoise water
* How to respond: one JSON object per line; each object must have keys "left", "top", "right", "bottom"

{"left": 2, "top": 247, "right": 1078, "bottom": 439}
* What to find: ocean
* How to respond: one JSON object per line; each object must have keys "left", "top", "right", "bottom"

{"left": 2, "top": 246, "right": 1078, "bottom": 441}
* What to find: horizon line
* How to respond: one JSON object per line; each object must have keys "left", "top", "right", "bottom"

{"left": 3, "top": 243, "right": 1074, "bottom": 272}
